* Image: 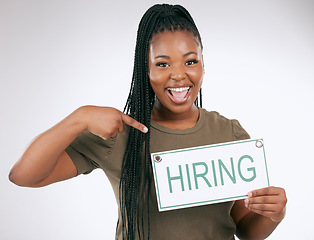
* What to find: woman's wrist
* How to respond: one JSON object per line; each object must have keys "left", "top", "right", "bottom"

{"left": 71, "top": 106, "right": 91, "bottom": 133}
{"left": 270, "top": 206, "right": 286, "bottom": 223}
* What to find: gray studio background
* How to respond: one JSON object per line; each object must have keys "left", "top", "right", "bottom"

{"left": 1, "top": 0, "right": 313, "bottom": 239}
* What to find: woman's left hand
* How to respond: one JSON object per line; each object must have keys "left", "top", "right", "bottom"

{"left": 244, "top": 186, "right": 287, "bottom": 222}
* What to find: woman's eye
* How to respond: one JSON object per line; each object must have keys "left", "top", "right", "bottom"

{"left": 156, "top": 62, "right": 169, "bottom": 67}
{"left": 186, "top": 59, "right": 199, "bottom": 66}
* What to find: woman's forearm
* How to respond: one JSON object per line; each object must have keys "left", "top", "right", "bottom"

{"left": 9, "top": 107, "right": 87, "bottom": 186}
{"left": 236, "top": 209, "right": 285, "bottom": 240}
{"left": 9, "top": 105, "right": 147, "bottom": 187}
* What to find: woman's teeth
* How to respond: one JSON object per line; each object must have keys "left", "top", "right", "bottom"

{"left": 167, "top": 87, "right": 190, "bottom": 92}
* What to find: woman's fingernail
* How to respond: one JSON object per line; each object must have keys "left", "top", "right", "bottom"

{"left": 244, "top": 198, "right": 249, "bottom": 207}
{"left": 248, "top": 192, "right": 253, "bottom": 198}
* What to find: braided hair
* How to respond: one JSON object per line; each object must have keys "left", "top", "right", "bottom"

{"left": 119, "top": 4, "right": 203, "bottom": 239}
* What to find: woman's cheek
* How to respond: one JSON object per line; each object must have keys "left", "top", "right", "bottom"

{"left": 150, "top": 69, "right": 169, "bottom": 84}
{"left": 187, "top": 69, "right": 203, "bottom": 84}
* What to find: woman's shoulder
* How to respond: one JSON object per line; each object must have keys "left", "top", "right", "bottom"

{"left": 201, "top": 108, "right": 232, "bottom": 124}
{"left": 200, "top": 108, "right": 250, "bottom": 140}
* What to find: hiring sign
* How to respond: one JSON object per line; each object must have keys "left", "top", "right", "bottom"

{"left": 151, "top": 139, "right": 270, "bottom": 212}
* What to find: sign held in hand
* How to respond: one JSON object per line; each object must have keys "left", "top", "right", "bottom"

{"left": 151, "top": 139, "right": 270, "bottom": 212}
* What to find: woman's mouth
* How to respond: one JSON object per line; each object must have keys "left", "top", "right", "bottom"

{"left": 166, "top": 86, "right": 192, "bottom": 104}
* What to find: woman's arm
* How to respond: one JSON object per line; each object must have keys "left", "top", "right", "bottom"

{"left": 231, "top": 186, "right": 287, "bottom": 240}
{"left": 9, "top": 106, "right": 148, "bottom": 187}
{"left": 9, "top": 107, "right": 88, "bottom": 187}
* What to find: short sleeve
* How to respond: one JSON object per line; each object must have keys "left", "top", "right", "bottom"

{"left": 65, "top": 130, "right": 115, "bottom": 175}
{"left": 231, "top": 119, "right": 250, "bottom": 141}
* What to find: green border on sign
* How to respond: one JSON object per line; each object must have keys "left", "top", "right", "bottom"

{"left": 151, "top": 138, "right": 270, "bottom": 211}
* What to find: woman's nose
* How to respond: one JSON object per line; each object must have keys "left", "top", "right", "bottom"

{"left": 170, "top": 66, "right": 186, "bottom": 80}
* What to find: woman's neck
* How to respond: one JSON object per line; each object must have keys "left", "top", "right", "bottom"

{"left": 151, "top": 104, "right": 200, "bottom": 130}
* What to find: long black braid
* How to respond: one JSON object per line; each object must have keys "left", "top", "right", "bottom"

{"left": 119, "top": 4, "right": 203, "bottom": 239}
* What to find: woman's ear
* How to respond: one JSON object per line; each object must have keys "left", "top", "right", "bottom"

{"left": 202, "top": 55, "right": 205, "bottom": 75}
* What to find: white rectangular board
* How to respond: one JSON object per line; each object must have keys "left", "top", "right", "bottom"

{"left": 151, "top": 139, "right": 270, "bottom": 212}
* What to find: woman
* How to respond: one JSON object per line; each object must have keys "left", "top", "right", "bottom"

{"left": 9, "top": 4, "right": 287, "bottom": 240}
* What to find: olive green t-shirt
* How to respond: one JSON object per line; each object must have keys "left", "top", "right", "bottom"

{"left": 65, "top": 108, "right": 250, "bottom": 240}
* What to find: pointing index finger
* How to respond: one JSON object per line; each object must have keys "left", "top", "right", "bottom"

{"left": 121, "top": 114, "right": 148, "bottom": 133}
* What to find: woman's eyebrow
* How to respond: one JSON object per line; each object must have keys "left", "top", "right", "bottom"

{"left": 155, "top": 51, "right": 197, "bottom": 59}
{"left": 155, "top": 55, "right": 170, "bottom": 59}
{"left": 184, "top": 51, "right": 197, "bottom": 57}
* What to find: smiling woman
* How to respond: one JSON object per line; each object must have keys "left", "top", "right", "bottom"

{"left": 9, "top": 3, "right": 287, "bottom": 240}
{"left": 149, "top": 30, "right": 204, "bottom": 128}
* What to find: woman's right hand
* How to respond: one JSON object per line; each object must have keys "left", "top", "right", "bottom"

{"left": 79, "top": 106, "right": 148, "bottom": 140}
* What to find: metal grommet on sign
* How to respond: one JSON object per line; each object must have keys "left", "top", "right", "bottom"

{"left": 255, "top": 140, "right": 263, "bottom": 148}
{"left": 154, "top": 155, "right": 162, "bottom": 163}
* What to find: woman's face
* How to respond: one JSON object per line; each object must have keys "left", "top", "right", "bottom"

{"left": 148, "top": 30, "right": 204, "bottom": 116}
